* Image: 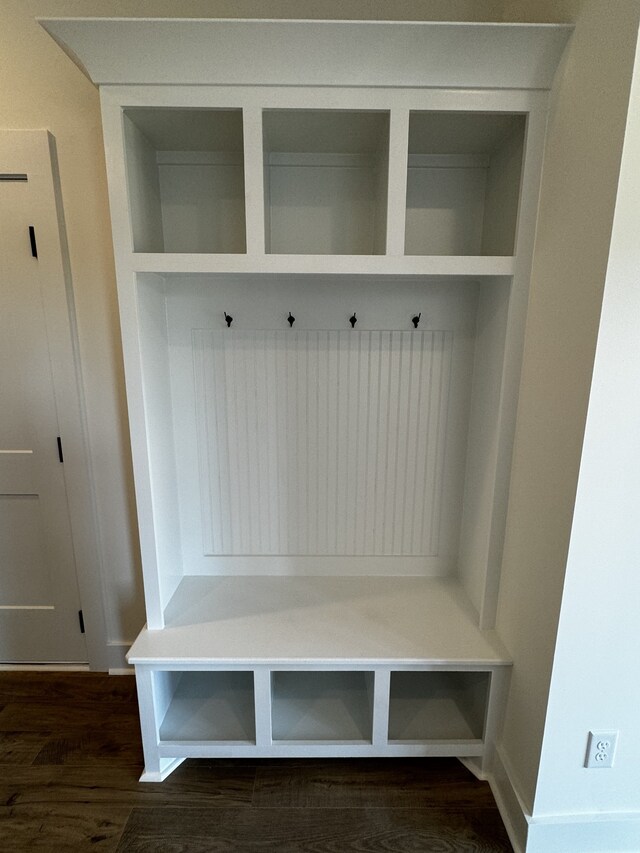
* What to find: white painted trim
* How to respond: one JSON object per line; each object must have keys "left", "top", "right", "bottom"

{"left": 139, "top": 757, "right": 186, "bottom": 782}
{"left": 38, "top": 19, "right": 572, "bottom": 90}
{"left": 130, "top": 254, "right": 516, "bottom": 277}
{"left": 458, "top": 756, "right": 486, "bottom": 781}
{"left": 476, "top": 103, "right": 550, "bottom": 629}
{"left": 386, "top": 107, "right": 409, "bottom": 256}
{"left": 107, "top": 640, "right": 132, "bottom": 672}
{"left": 93, "top": 83, "right": 546, "bottom": 113}
{"left": 525, "top": 813, "right": 640, "bottom": 853}
{"left": 489, "top": 746, "right": 529, "bottom": 853}
{"left": 0, "top": 664, "right": 90, "bottom": 672}
{"left": 155, "top": 741, "right": 485, "bottom": 759}
{"left": 45, "top": 134, "right": 111, "bottom": 671}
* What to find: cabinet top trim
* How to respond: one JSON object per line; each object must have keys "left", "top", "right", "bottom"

{"left": 39, "top": 18, "right": 572, "bottom": 90}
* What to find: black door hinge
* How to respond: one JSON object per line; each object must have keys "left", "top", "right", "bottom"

{"left": 78, "top": 610, "right": 85, "bottom": 634}
{"left": 57, "top": 436, "right": 64, "bottom": 463}
{"left": 29, "top": 225, "right": 38, "bottom": 258}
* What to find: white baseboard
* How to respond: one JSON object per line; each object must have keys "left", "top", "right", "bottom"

{"left": 0, "top": 663, "right": 90, "bottom": 671}
{"left": 139, "top": 757, "right": 186, "bottom": 783}
{"left": 106, "top": 640, "right": 132, "bottom": 672}
{"left": 489, "top": 746, "right": 640, "bottom": 852}
{"left": 459, "top": 756, "right": 487, "bottom": 781}
{"left": 489, "top": 746, "right": 529, "bottom": 853}
{"left": 525, "top": 814, "right": 640, "bottom": 852}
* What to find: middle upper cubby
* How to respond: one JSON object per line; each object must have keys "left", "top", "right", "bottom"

{"left": 262, "top": 109, "right": 390, "bottom": 255}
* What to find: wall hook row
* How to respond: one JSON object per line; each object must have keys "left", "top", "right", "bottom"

{"left": 223, "top": 312, "right": 424, "bottom": 329}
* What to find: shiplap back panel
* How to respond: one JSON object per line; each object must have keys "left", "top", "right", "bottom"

{"left": 192, "top": 329, "right": 451, "bottom": 557}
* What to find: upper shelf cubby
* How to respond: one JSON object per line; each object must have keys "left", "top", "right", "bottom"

{"left": 405, "top": 112, "right": 526, "bottom": 257}
{"left": 123, "top": 107, "right": 247, "bottom": 253}
{"left": 263, "top": 109, "right": 389, "bottom": 255}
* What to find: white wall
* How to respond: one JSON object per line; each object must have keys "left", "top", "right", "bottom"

{"left": 494, "top": 0, "right": 640, "bottom": 831}
{"left": 0, "top": 0, "right": 503, "bottom": 662}
{"left": 531, "top": 24, "right": 640, "bottom": 822}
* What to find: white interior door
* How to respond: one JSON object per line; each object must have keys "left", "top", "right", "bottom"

{"left": 0, "top": 133, "right": 87, "bottom": 662}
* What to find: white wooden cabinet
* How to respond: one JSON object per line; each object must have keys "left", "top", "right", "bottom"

{"left": 42, "top": 18, "right": 571, "bottom": 781}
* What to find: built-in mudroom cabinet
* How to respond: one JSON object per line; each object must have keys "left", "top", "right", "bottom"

{"left": 42, "top": 18, "right": 571, "bottom": 781}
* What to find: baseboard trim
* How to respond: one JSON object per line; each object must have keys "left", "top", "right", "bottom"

{"left": 139, "top": 757, "right": 186, "bottom": 782}
{"left": 489, "top": 746, "right": 528, "bottom": 853}
{"left": 525, "top": 813, "right": 640, "bottom": 852}
{"left": 489, "top": 746, "right": 640, "bottom": 852}
{"left": 106, "top": 640, "right": 133, "bottom": 672}
{"left": 459, "top": 756, "right": 487, "bottom": 781}
{"left": 0, "top": 663, "right": 90, "bottom": 671}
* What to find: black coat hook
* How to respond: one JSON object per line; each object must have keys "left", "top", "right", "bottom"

{"left": 349, "top": 312, "right": 357, "bottom": 329}
{"left": 412, "top": 312, "right": 422, "bottom": 329}
{"left": 287, "top": 312, "right": 295, "bottom": 327}
{"left": 224, "top": 312, "right": 233, "bottom": 328}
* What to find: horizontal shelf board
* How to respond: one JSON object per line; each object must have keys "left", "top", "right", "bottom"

{"left": 158, "top": 670, "right": 256, "bottom": 742}
{"left": 158, "top": 743, "right": 263, "bottom": 758}
{"left": 131, "top": 253, "right": 515, "bottom": 277}
{"left": 39, "top": 19, "right": 571, "bottom": 89}
{"left": 157, "top": 741, "right": 485, "bottom": 759}
{"left": 128, "top": 576, "right": 511, "bottom": 665}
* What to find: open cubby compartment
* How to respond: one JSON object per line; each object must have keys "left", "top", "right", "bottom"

{"left": 405, "top": 112, "right": 526, "bottom": 257}
{"left": 153, "top": 670, "right": 256, "bottom": 743}
{"left": 135, "top": 270, "right": 513, "bottom": 634}
{"left": 388, "top": 670, "right": 490, "bottom": 742}
{"left": 263, "top": 109, "right": 389, "bottom": 255}
{"left": 123, "top": 107, "right": 246, "bottom": 253}
{"left": 272, "top": 671, "right": 374, "bottom": 743}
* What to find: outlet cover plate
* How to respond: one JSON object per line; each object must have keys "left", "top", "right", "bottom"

{"left": 585, "top": 731, "right": 618, "bottom": 768}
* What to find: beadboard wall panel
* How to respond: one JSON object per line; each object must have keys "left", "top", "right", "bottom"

{"left": 193, "top": 330, "right": 452, "bottom": 558}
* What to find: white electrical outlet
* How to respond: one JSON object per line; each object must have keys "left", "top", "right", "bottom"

{"left": 585, "top": 731, "right": 618, "bottom": 768}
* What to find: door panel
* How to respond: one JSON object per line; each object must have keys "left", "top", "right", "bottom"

{"left": 0, "top": 142, "right": 87, "bottom": 662}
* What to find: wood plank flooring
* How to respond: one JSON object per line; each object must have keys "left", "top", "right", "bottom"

{"left": 0, "top": 672, "right": 512, "bottom": 852}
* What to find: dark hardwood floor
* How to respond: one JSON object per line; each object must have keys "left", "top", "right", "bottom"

{"left": 0, "top": 672, "right": 512, "bottom": 852}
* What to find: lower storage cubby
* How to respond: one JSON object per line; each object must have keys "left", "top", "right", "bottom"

{"left": 388, "top": 671, "right": 490, "bottom": 742}
{"left": 132, "top": 662, "right": 506, "bottom": 777}
{"left": 156, "top": 670, "right": 256, "bottom": 743}
{"left": 271, "top": 671, "right": 374, "bottom": 743}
